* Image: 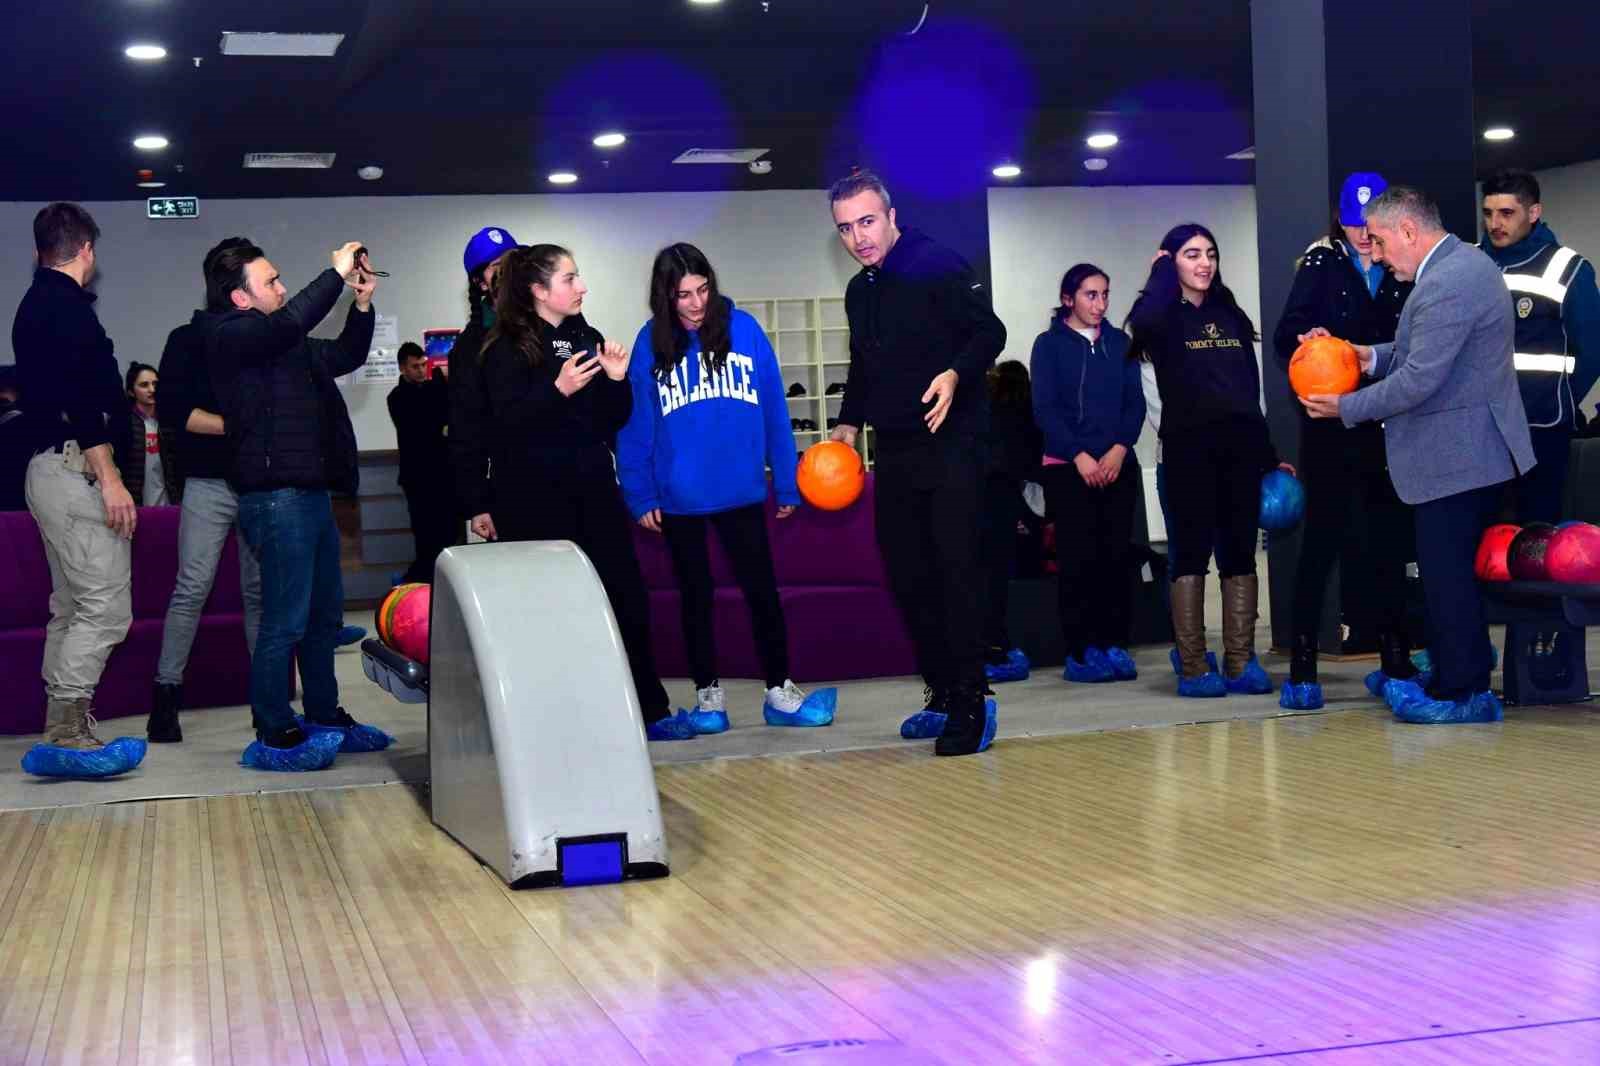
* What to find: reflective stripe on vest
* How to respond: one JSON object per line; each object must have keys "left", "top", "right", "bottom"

{"left": 1503, "top": 246, "right": 1579, "bottom": 304}
{"left": 1513, "top": 353, "right": 1577, "bottom": 373}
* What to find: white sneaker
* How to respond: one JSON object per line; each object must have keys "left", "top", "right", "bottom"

{"left": 764, "top": 680, "right": 806, "bottom": 714}
{"left": 696, "top": 684, "right": 726, "bottom": 713}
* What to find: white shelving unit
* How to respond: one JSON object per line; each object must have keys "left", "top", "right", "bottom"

{"left": 737, "top": 296, "right": 874, "bottom": 469}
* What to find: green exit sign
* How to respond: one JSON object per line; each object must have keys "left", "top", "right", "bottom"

{"left": 146, "top": 196, "right": 199, "bottom": 220}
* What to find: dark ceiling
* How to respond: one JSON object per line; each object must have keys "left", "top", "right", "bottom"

{"left": 2, "top": 0, "right": 1595, "bottom": 202}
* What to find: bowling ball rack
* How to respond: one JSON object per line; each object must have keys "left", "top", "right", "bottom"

{"left": 1479, "top": 581, "right": 1600, "bottom": 704}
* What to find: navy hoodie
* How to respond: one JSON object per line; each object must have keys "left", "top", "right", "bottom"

{"left": 616, "top": 299, "right": 801, "bottom": 518}
{"left": 1030, "top": 315, "right": 1143, "bottom": 462}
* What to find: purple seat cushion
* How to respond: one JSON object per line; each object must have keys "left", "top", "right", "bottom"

{"left": 0, "top": 512, "right": 50, "bottom": 628}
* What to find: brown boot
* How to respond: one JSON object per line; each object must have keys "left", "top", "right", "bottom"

{"left": 44, "top": 698, "right": 104, "bottom": 750}
{"left": 1221, "top": 575, "right": 1260, "bottom": 679}
{"left": 1170, "top": 575, "right": 1211, "bottom": 679}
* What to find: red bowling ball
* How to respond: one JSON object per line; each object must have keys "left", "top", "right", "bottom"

{"left": 1474, "top": 523, "right": 1521, "bottom": 582}
{"left": 1546, "top": 522, "right": 1600, "bottom": 584}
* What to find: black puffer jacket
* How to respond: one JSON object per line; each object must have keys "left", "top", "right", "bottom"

{"left": 201, "top": 269, "right": 373, "bottom": 495}
{"left": 450, "top": 312, "right": 631, "bottom": 518}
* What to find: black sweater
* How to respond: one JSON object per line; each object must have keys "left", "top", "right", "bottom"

{"left": 1133, "top": 298, "right": 1265, "bottom": 438}
{"left": 156, "top": 322, "right": 234, "bottom": 481}
{"left": 201, "top": 269, "right": 373, "bottom": 495}
{"left": 838, "top": 229, "right": 1006, "bottom": 444}
{"left": 11, "top": 269, "right": 123, "bottom": 453}
{"left": 450, "top": 313, "right": 631, "bottom": 518}
{"left": 387, "top": 376, "right": 450, "bottom": 490}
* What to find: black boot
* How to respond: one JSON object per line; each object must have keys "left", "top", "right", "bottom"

{"left": 147, "top": 682, "right": 183, "bottom": 743}
{"left": 1379, "top": 630, "right": 1416, "bottom": 680}
{"left": 934, "top": 682, "right": 996, "bottom": 758}
{"left": 1289, "top": 633, "right": 1318, "bottom": 685}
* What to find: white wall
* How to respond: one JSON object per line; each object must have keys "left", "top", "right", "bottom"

{"left": 0, "top": 190, "right": 858, "bottom": 449}
{"left": 1534, "top": 158, "right": 1600, "bottom": 263}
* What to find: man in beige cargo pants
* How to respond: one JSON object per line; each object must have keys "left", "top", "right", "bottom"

{"left": 12, "top": 203, "right": 136, "bottom": 748}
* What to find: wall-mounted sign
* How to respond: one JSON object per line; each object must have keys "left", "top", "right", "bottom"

{"left": 146, "top": 196, "right": 199, "bottom": 220}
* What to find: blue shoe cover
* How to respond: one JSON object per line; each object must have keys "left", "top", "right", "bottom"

{"left": 900, "top": 709, "right": 947, "bottom": 740}
{"left": 1411, "top": 648, "right": 1432, "bottom": 675}
{"left": 1177, "top": 671, "right": 1227, "bottom": 698}
{"left": 682, "top": 708, "right": 730, "bottom": 734}
{"left": 1279, "top": 681, "right": 1324, "bottom": 710}
{"left": 1170, "top": 647, "right": 1220, "bottom": 677}
{"left": 295, "top": 714, "right": 393, "bottom": 753}
{"left": 241, "top": 731, "right": 343, "bottom": 772}
{"left": 985, "top": 648, "right": 1031, "bottom": 684}
{"left": 764, "top": 687, "right": 836, "bottom": 727}
{"left": 977, "top": 697, "right": 999, "bottom": 753}
{"left": 647, "top": 710, "right": 698, "bottom": 741}
{"left": 22, "top": 736, "right": 147, "bottom": 778}
{"left": 336, "top": 624, "right": 368, "bottom": 648}
{"left": 1365, "top": 668, "right": 1427, "bottom": 698}
{"left": 1104, "top": 646, "right": 1138, "bottom": 681}
{"left": 1064, "top": 648, "right": 1116, "bottom": 683}
{"left": 1394, "top": 690, "right": 1504, "bottom": 725}
{"left": 1382, "top": 678, "right": 1431, "bottom": 713}
{"left": 1224, "top": 655, "right": 1274, "bottom": 695}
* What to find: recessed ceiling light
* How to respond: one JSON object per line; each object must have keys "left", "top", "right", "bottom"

{"left": 1085, "top": 132, "right": 1119, "bottom": 150}
{"left": 1483, "top": 126, "right": 1516, "bottom": 142}
{"left": 137, "top": 181, "right": 167, "bottom": 189}
{"left": 357, "top": 165, "right": 384, "bottom": 181}
{"left": 991, "top": 164, "right": 1021, "bottom": 179}
{"left": 220, "top": 32, "right": 344, "bottom": 57}
{"left": 125, "top": 44, "right": 167, "bottom": 61}
{"left": 548, "top": 171, "right": 578, "bottom": 185}
{"left": 134, "top": 135, "right": 169, "bottom": 150}
{"left": 593, "top": 132, "right": 627, "bottom": 148}
{"left": 1084, "top": 157, "right": 1109, "bottom": 171}
{"left": 689, "top": 0, "right": 723, "bottom": 5}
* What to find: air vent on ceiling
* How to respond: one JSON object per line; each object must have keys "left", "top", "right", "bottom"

{"left": 1226, "top": 146, "right": 1257, "bottom": 161}
{"left": 243, "top": 152, "right": 337, "bottom": 169}
{"left": 672, "top": 148, "right": 771, "bottom": 165}
{"left": 221, "top": 32, "right": 345, "bottom": 57}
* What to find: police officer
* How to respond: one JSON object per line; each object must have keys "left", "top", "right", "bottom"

{"left": 1480, "top": 169, "right": 1600, "bottom": 522}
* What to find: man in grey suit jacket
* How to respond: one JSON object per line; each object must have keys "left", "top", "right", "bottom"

{"left": 1302, "top": 185, "right": 1535, "bottom": 723}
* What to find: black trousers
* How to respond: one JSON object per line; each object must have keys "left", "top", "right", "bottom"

{"left": 874, "top": 436, "right": 985, "bottom": 693}
{"left": 660, "top": 504, "right": 789, "bottom": 691}
{"left": 1413, "top": 482, "right": 1503, "bottom": 700}
{"left": 1163, "top": 421, "right": 1267, "bottom": 580}
{"left": 1290, "top": 425, "right": 1410, "bottom": 643}
{"left": 979, "top": 473, "right": 1022, "bottom": 653}
{"left": 494, "top": 476, "right": 671, "bottom": 721}
{"left": 1042, "top": 463, "right": 1137, "bottom": 657}
{"left": 401, "top": 483, "right": 460, "bottom": 584}
{"left": 1513, "top": 426, "right": 1572, "bottom": 523}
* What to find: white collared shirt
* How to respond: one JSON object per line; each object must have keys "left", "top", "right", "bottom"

{"left": 1413, "top": 234, "right": 1448, "bottom": 284}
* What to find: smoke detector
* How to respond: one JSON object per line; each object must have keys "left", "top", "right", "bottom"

{"left": 748, "top": 160, "right": 773, "bottom": 175}
{"left": 357, "top": 165, "right": 384, "bottom": 181}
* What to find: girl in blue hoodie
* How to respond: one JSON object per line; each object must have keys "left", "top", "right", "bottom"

{"left": 1031, "top": 263, "right": 1146, "bottom": 684}
{"left": 617, "top": 243, "right": 836, "bottom": 734}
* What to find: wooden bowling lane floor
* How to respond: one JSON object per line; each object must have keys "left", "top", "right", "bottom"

{"left": 3, "top": 705, "right": 1600, "bottom": 1065}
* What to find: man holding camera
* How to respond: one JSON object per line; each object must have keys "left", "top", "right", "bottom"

{"left": 200, "top": 238, "right": 383, "bottom": 767}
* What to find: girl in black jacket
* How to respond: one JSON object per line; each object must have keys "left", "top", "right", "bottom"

{"left": 1274, "top": 174, "right": 1417, "bottom": 709}
{"left": 451, "top": 244, "right": 690, "bottom": 741}
{"left": 1129, "top": 223, "right": 1291, "bottom": 699}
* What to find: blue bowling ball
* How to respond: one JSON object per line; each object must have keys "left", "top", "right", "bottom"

{"left": 1259, "top": 469, "right": 1306, "bottom": 531}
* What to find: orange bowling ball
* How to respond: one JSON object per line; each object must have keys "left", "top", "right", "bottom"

{"left": 1288, "top": 335, "right": 1361, "bottom": 399}
{"left": 376, "top": 582, "right": 427, "bottom": 648}
{"left": 797, "top": 440, "right": 865, "bottom": 511}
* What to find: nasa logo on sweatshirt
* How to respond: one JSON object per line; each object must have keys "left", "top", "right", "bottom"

{"left": 552, "top": 338, "right": 574, "bottom": 360}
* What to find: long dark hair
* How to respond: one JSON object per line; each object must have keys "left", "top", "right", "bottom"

{"left": 1125, "top": 222, "right": 1257, "bottom": 361}
{"left": 648, "top": 243, "right": 732, "bottom": 382}
{"left": 1053, "top": 262, "right": 1108, "bottom": 320}
{"left": 483, "top": 244, "right": 571, "bottom": 367}
{"left": 988, "top": 359, "right": 1031, "bottom": 412}
{"left": 125, "top": 361, "right": 157, "bottom": 399}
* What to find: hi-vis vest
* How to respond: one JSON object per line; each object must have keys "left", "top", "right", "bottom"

{"left": 1501, "top": 243, "right": 1586, "bottom": 428}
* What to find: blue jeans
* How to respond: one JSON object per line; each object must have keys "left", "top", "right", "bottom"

{"left": 237, "top": 488, "right": 343, "bottom": 737}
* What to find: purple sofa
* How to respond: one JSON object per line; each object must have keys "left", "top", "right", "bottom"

{"left": 631, "top": 474, "right": 918, "bottom": 683}
{"left": 0, "top": 507, "right": 253, "bottom": 735}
